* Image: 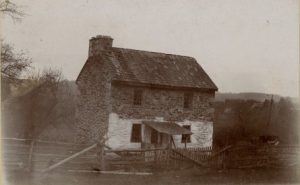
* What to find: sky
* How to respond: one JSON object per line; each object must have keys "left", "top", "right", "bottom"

{"left": 2, "top": 0, "right": 299, "bottom": 97}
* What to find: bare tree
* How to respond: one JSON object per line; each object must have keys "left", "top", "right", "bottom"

{"left": 1, "top": 0, "right": 29, "bottom": 100}
{"left": 1, "top": 43, "right": 31, "bottom": 82}
{"left": 1, "top": 0, "right": 28, "bottom": 82}
{"left": 0, "top": 0, "right": 24, "bottom": 22}
{"left": 24, "top": 68, "right": 63, "bottom": 139}
{"left": 1, "top": 43, "right": 32, "bottom": 100}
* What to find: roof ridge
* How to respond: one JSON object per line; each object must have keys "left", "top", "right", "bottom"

{"left": 112, "top": 47, "right": 196, "bottom": 60}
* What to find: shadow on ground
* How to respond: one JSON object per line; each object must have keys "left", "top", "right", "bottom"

{"left": 3, "top": 167, "right": 300, "bottom": 185}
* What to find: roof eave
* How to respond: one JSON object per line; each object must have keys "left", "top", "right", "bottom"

{"left": 112, "top": 80, "right": 217, "bottom": 92}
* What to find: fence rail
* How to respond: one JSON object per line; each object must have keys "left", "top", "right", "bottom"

{"left": 2, "top": 138, "right": 300, "bottom": 172}
{"left": 1, "top": 138, "right": 97, "bottom": 172}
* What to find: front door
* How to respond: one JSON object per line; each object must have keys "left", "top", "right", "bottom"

{"left": 150, "top": 128, "right": 159, "bottom": 144}
{"left": 142, "top": 126, "right": 170, "bottom": 149}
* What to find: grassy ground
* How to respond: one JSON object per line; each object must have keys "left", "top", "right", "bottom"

{"left": 3, "top": 167, "right": 300, "bottom": 185}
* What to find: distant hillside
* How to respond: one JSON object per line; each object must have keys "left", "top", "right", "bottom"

{"left": 215, "top": 92, "right": 284, "bottom": 102}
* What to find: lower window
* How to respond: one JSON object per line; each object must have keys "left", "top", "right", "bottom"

{"left": 131, "top": 124, "right": 141, "bottom": 143}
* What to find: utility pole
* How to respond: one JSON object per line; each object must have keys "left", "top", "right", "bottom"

{"left": 266, "top": 95, "right": 274, "bottom": 130}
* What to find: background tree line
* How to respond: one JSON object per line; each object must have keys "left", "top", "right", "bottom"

{"left": 1, "top": 0, "right": 77, "bottom": 142}
{"left": 213, "top": 97, "right": 299, "bottom": 147}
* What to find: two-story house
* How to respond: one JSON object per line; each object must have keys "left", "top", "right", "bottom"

{"left": 76, "top": 35, "right": 218, "bottom": 149}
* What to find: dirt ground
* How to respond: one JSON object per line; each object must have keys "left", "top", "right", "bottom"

{"left": 3, "top": 167, "right": 300, "bottom": 185}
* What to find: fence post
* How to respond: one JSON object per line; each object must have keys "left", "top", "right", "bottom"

{"left": 96, "top": 142, "right": 105, "bottom": 171}
{"left": 27, "top": 140, "right": 35, "bottom": 171}
{"left": 167, "top": 148, "right": 170, "bottom": 168}
{"left": 222, "top": 150, "right": 229, "bottom": 169}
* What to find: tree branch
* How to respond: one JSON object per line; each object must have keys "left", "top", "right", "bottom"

{"left": 0, "top": 0, "right": 25, "bottom": 22}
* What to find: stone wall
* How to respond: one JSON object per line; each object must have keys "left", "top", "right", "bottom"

{"left": 111, "top": 84, "right": 215, "bottom": 122}
{"left": 76, "top": 63, "right": 215, "bottom": 147}
{"left": 76, "top": 59, "right": 114, "bottom": 144}
{"left": 105, "top": 84, "right": 215, "bottom": 149}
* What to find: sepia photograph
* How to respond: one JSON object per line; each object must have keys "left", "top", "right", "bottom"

{"left": 1, "top": 0, "right": 299, "bottom": 184}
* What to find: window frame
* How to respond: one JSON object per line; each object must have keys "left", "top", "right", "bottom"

{"left": 133, "top": 89, "right": 143, "bottom": 105}
{"left": 183, "top": 92, "right": 193, "bottom": 109}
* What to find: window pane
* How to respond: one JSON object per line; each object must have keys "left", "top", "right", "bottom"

{"left": 133, "top": 89, "right": 143, "bottom": 105}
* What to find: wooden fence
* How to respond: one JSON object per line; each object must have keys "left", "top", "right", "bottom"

{"left": 170, "top": 145, "right": 300, "bottom": 169}
{"left": 104, "top": 148, "right": 205, "bottom": 171}
{"left": 103, "top": 146, "right": 218, "bottom": 170}
{"left": 1, "top": 138, "right": 98, "bottom": 172}
{"left": 2, "top": 138, "right": 299, "bottom": 173}
{"left": 222, "top": 145, "right": 300, "bottom": 169}
{"left": 2, "top": 138, "right": 194, "bottom": 172}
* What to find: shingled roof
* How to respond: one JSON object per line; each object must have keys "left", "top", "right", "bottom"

{"left": 77, "top": 47, "right": 218, "bottom": 91}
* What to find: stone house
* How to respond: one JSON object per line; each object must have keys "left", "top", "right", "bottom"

{"left": 76, "top": 35, "right": 218, "bottom": 149}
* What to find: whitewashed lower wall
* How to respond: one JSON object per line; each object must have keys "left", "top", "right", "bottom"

{"left": 106, "top": 113, "right": 141, "bottom": 149}
{"left": 106, "top": 113, "right": 213, "bottom": 149}
{"left": 173, "top": 120, "right": 213, "bottom": 148}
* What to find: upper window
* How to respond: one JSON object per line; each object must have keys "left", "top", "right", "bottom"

{"left": 181, "top": 125, "right": 191, "bottom": 143}
{"left": 133, "top": 89, "right": 143, "bottom": 105}
{"left": 183, "top": 92, "right": 193, "bottom": 109}
{"left": 131, "top": 124, "right": 141, "bottom": 143}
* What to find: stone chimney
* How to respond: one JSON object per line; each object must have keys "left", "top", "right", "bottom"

{"left": 88, "top": 35, "right": 113, "bottom": 57}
